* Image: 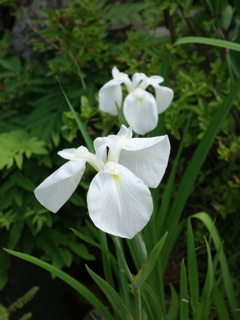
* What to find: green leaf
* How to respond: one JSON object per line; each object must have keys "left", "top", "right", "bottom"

{"left": 212, "top": 282, "right": 230, "bottom": 320}
{"left": 141, "top": 282, "right": 164, "bottom": 319}
{"left": 0, "top": 251, "right": 9, "bottom": 290}
{"left": 4, "top": 248, "right": 114, "bottom": 320}
{"left": 222, "top": 5, "right": 233, "bottom": 30}
{"left": 70, "top": 228, "right": 117, "bottom": 264}
{"left": 132, "top": 232, "right": 167, "bottom": 289}
{"left": 8, "top": 221, "right": 24, "bottom": 249}
{"left": 161, "top": 76, "right": 240, "bottom": 271}
{"left": 86, "top": 265, "right": 134, "bottom": 320}
{"left": 191, "top": 212, "right": 239, "bottom": 319}
{"left": 167, "top": 284, "right": 179, "bottom": 320}
{"left": 196, "top": 238, "right": 213, "bottom": 319}
{"left": 180, "top": 260, "right": 189, "bottom": 320}
{"left": 187, "top": 219, "right": 199, "bottom": 310}
{"left": 174, "top": 37, "right": 240, "bottom": 52}
{"left": 56, "top": 76, "right": 94, "bottom": 153}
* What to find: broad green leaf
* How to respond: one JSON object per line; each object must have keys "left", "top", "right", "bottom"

{"left": 86, "top": 266, "right": 134, "bottom": 320}
{"left": 174, "top": 37, "right": 240, "bottom": 52}
{"left": 132, "top": 232, "right": 167, "bottom": 289}
{"left": 191, "top": 212, "right": 239, "bottom": 319}
{"left": 187, "top": 219, "right": 199, "bottom": 310}
{"left": 56, "top": 76, "right": 94, "bottom": 153}
{"left": 180, "top": 260, "right": 189, "bottom": 320}
{"left": 4, "top": 248, "right": 114, "bottom": 320}
{"left": 167, "top": 284, "right": 179, "bottom": 320}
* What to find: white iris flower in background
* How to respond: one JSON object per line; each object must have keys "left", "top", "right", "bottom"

{"left": 99, "top": 67, "right": 174, "bottom": 135}
{"left": 34, "top": 125, "right": 170, "bottom": 239}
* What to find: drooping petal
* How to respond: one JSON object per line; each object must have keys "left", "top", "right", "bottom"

{"left": 58, "top": 146, "right": 99, "bottom": 171}
{"left": 152, "top": 85, "right": 174, "bottom": 114}
{"left": 87, "top": 162, "right": 153, "bottom": 239}
{"left": 123, "top": 88, "right": 158, "bottom": 135}
{"left": 34, "top": 159, "right": 86, "bottom": 213}
{"left": 99, "top": 79, "right": 123, "bottom": 116}
{"left": 119, "top": 135, "right": 170, "bottom": 188}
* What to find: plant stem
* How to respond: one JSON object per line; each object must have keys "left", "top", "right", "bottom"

{"left": 135, "top": 288, "right": 142, "bottom": 320}
{"left": 111, "top": 236, "right": 133, "bottom": 282}
{"left": 112, "top": 236, "right": 142, "bottom": 320}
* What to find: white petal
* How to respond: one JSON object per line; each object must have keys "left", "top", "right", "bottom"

{"left": 132, "top": 72, "right": 148, "bottom": 90}
{"left": 87, "top": 162, "right": 153, "bottom": 239}
{"left": 99, "top": 79, "right": 123, "bottom": 116}
{"left": 112, "top": 66, "right": 132, "bottom": 92}
{"left": 153, "top": 85, "right": 174, "bottom": 113}
{"left": 148, "top": 76, "right": 164, "bottom": 85}
{"left": 58, "top": 146, "right": 99, "bottom": 171}
{"left": 119, "top": 135, "right": 170, "bottom": 188}
{"left": 34, "top": 159, "right": 86, "bottom": 213}
{"left": 123, "top": 88, "right": 158, "bottom": 135}
{"left": 58, "top": 146, "right": 89, "bottom": 160}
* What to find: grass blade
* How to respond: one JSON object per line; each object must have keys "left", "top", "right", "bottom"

{"left": 167, "top": 284, "right": 179, "bottom": 320}
{"left": 161, "top": 77, "right": 240, "bottom": 271}
{"left": 56, "top": 76, "right": 94, "bottom": 153}
{"left": 175, "top": 37, "right": 240, "bottom": 52}
{"left": 4, "top": 248, "right": 114, "bottom": 320}
{"left": 191, "top": 212, "right": 239, "bottom": 319}
{"left": 86, "top": 265, "right": 134, "bottom": 320}
{"left": 213, "top": 282, "right": 230, "bottom": 320}
{"left": 196, "top": 238, "right": 214, "bottom": 320}
{"left": 187, "top": 219, "right": 199, "bottom": 311}
{"left": 180, "top": 260, "right": 189, "bottom": 320}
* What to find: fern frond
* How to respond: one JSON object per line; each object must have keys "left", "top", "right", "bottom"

{"left": 8, "top": 287, "right": 39, "bottom": 315}
{"left": 0, "top": 304, "right": 8, "bottom": 320}
{"left": 18, "top": 313, "right": 33, "bottom": 320}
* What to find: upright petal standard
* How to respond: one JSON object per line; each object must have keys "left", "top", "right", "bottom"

{"left": 98, "top": 67, "right": 174, "bottom": 135}
{"left": 34, "top": 125, "right": 171, "bottom": 238}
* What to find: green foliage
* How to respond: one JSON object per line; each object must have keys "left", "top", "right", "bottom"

{"left": 0, "top": 286, "right": 39, "bottom": 320}
{"left": 0, "top": 0, "right": 240, "bottom": 319}
{"left": 0, "top": 130, "right": 47, "bottom": 170}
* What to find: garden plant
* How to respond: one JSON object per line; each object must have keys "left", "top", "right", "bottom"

{"left": 0, "top": 0, "right": 240, "bottom": 319}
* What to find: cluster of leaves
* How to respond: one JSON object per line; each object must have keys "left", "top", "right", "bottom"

{"left": 0, "top": 0, "right": 239, "bottom": 315}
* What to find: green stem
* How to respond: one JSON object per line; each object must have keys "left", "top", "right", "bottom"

{"left": 112, "top": 236, "right": 143, "bottom": 320}
{"left": 111, "top": 236, "right": 133, "bottom": 282}
{"left": 135, "top": 288, "right": 142, "bottom": 320}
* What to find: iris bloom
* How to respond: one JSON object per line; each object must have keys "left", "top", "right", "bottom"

{"left": 99, "top": 67, "right": 174, "bottom": 135}
{"left": 34, "top": 125, "right": 170, "bottom": 239}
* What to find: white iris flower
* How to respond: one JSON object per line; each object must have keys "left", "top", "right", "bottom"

{"left": 34, "top": 125, "right": 170, "bottom": 239}
{"left": 99, "top": 67, "right": 174, "bottom": 135}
